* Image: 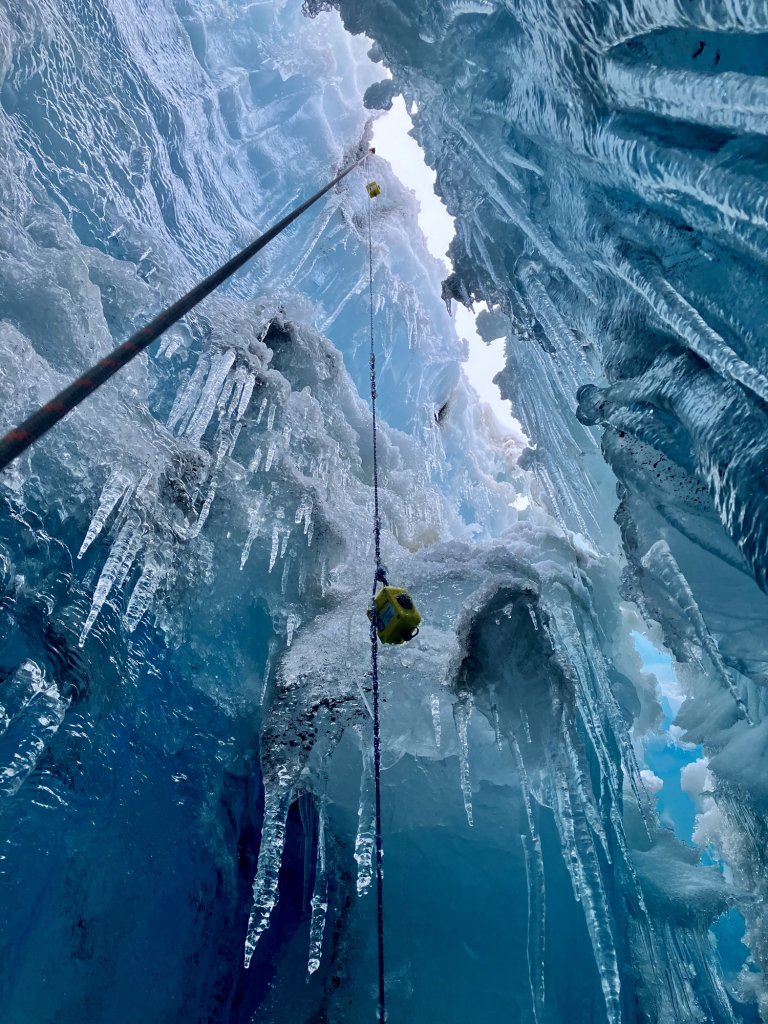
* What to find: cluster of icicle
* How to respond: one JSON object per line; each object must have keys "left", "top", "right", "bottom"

{"left": 76, "top": 338, "right": 314, "bottom": 644}
{"left": 242, "top": 784, "right": 332, "bottom": 978}
{"left": 421, "top": 589, "right": 737, "bottom": 1024}
{"left": 241, "top": 586, "right": 644, "bottom": 1006}
{"left": 527, "top": 597, "right": 739, "bottom": 1023}
{"left": 241, "top": 687, "right": 490, "bottom": 980}
{"left": 243, "top": 722, "right": 377, "bottom": 977}
{"left": 77, "top": 348, "right": 251, "bottom": 643}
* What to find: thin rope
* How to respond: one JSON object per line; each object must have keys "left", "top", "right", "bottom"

{"left": 0, "top": 150, "right": 372, "bottom": 474}
{"left": 367, "top": 172, "right": 387, "bottom": 1024}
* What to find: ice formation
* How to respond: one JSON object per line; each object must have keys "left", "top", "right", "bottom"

{"left": 0, "top": 0, "right": 767, "bottom": 1022}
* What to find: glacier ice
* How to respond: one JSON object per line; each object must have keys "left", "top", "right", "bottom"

{"left": 1, "top": 0, "right": 768, "bottom": 1021}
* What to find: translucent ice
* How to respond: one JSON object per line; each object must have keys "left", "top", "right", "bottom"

{"left": 1, "top": 0, "right": 767, "bottom": 1020}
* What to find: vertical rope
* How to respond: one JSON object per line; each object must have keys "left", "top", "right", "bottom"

{"left": 367, "top": 174, "right": 387, "bottom": 1024}
{"left": 368, "top": 195, "right": 383, "bottom": 579}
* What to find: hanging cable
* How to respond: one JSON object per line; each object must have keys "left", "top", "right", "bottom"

{"left": 366, "top": 168, "right": 387, "bottom": 1024}
{"left": 0, "top": 149, "right": 373, "bottom": 474}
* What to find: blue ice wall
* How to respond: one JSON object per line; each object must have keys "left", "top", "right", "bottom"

{"left": 0, "top": 1, "right": 524, "bottom": 1020}
{"left": 1, "top": 0, "right": 768, "bottom": 1022}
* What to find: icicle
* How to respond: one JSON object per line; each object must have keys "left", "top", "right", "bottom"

{"left": 113, "top": 530, "right": 143, "bottom": 593}
{"left": 354, "top": 726, "right": 376, "bottom": 896}
{"left": 219, "top": 368, "right": 254, "bottom": 462}
{"left": 80, "top": 516, "right": 143, "bottom": 645}
{"left": 167, "top": 353, "right": 210, "bottom": 434}
{"left": 453, "top": 692, "right": 474, "bottom": 827}
{"left": 642, "top": 541, "right": 752, "bottom": 723}
{"left": 579, "top": 626, "right": 655, "bottom": 832}
{"left": 512, "top": 735, "right": 546, "bottom": 1024}
{"left": 0, "top": 662, "right": 68, "bottom": 799}
{"left": 261, "top": 639, "right": 277, "bottom": 705}
{"left": 295, "top": 495, "right": 313, "bottom": 534}
{"left": 320, "top": 268, "right": 368, "bottom": 334}
{"left": 237, "top": 374, "right": 256, "bottom": 419}
{"left": 492, "top": 704, "right": 503, "bottom": 751}
{"left": 299, "top": 794, "right": 315, "bottom": 910}
{"left": 562, "top": 722, "right": 610, "bottom": 861}
{"left": 264, "top": 440, "right": 277, "bottom": 473}
{"left": 572, "top": 828, "right": 622, "bottom": 1023}
{"left": 455, "top": 125, "right": 597, "bottom": 301}
{"left": 256, "top": 397, "right": 268, "bottom": 425}
{"left": 267, "top": 402, "right": 277, "bottom": 431}
{"left": 214, "top": 385, "right": 249, "bottom": 468}
{"left": 280, "top": 530, "right": 289, "bottom": 559}
{"left": 307, "top": 803, "right": 328, "bottom": 977}
{"left": 539, "top": 467, "right": 570, "bottom": 535}
{"left": 284, "top": 199, "right": 339, "bottom": 289}
{"left": 215, "top": 372, "right": 237, "bottom": 421}
{"left": 549, "top": 601, "right": 623, "bottom": 799}
{"left": 184, "top": 349, "right": 237, "bottom": 444}
{"left": 269, "top": 523, "right": 281, "bottom": 573}
{"left": 555, "top": 718, "right": 622, "bottom": 1024}
{"left": 549, "top": 753, "right": 582, "bottom": 902}
{"left": 223, "top": 365, "right": 247, "bottom": 418}
{"left": 249, "top": 448, "right": 263, "bottom": 474}
{"left": 192, "top": 474, "right": 220, "bottom": 538}
{"left": 429, "top": 693, "right": 442, "bottom": 748}
{"left": 135, "top": 469, "right": 153, "bottom": 500}
{"left": 286, "top": 612, "right": 299, "bottom": 647}
{"left": 244, "top": 781, "right": 292, "bottom": 967}
{"left": 78, "top": 471, "right": 132, "bottom": 558}
{"left": 240, "top": 501, "right": 263, "bottom": 570}
{"left": 124, "top": 556, "right": 164, "bottom": 632}
{"left": 520, "top": 264, "right": 586, "bottom": 380}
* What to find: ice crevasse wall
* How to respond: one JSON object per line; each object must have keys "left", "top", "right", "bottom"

{"left": 0, "top": 0, "right": 767, "bottom": 1022}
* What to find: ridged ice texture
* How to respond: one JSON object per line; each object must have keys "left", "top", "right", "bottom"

{"left": 2, "top": 0, "right": 767, "bottom": 1022}
{"left": 319, "top": 0, "right": 768, "bottom": 1014}
{"left": 326, "top": 0, "right": 768, "bottom": 592}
